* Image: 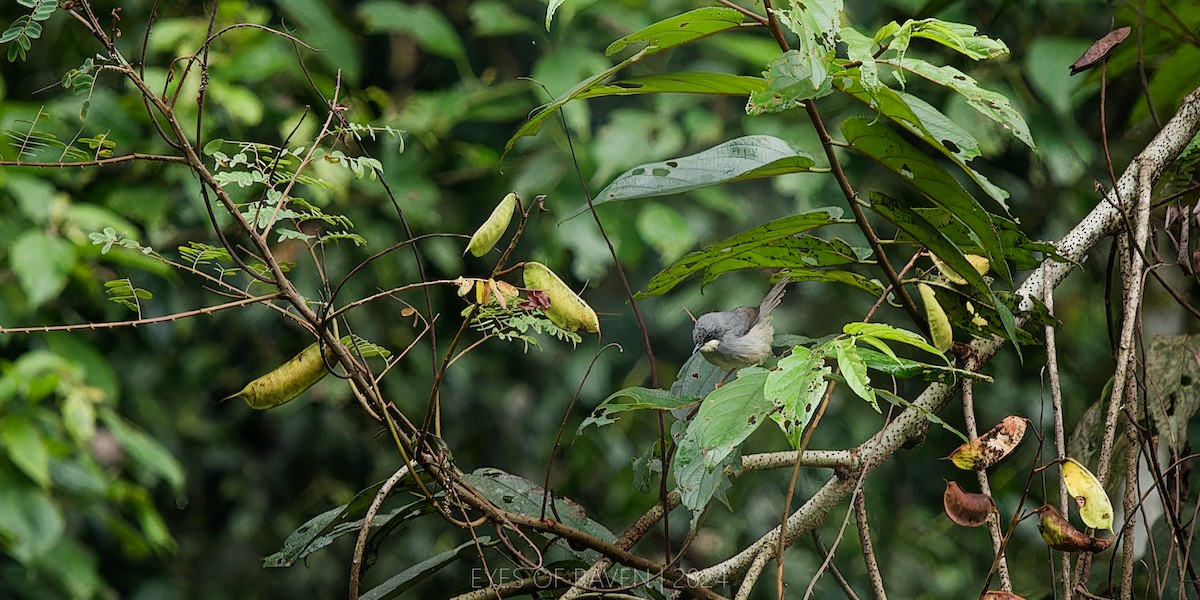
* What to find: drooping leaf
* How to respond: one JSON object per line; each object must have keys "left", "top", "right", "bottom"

{"left": 1144, "top": 335, "right": 1200, "bottom": 453}
{"left": 833, "top": 339, "right": 878, "bottom": 411}
{"left": 918, "top": 283, "right": 954, "bottom": 352}
{"left": 884, "top": 55, "right": 1036, "bottom": 153}
{"left": 575, "top": 73, "right": 766, "bottom": 99}
{"left": 843, "top": 322, "right": 948, "bottom": 363}
{"left": 856, "top": 347, "right": 992, "bottom": 384}
{"left": 576, "top": 135, "right": 817, "bottom": 219}
{"left": 0, "top": 467, "right": 64, "bottom": 564}
{"left": 641, "top": 209, "right": 845, "bottom": 297}
{"left": 673, "top": 368, "right": 772, "bottom": 527}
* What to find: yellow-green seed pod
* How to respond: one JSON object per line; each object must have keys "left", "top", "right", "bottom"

{"left": 465, "top": 192, "right": 518, "bottom": 257}
{"left": 917, "top": 282, "right": 953, "bottom": 352}
{"left": 523, "top": 261, "right": 600, "bottom": 333}
{"left": 226, "top": 342, "right": 332, "bottom": 410}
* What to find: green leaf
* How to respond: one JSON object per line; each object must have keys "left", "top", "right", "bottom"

{"left": 605, "top": 7, "right": 744, "bottom": 56}
{"left": 908, "top": 207, "right": 1059, "bottom": 270}
{"left": 641, "top": 209, "right": 845, "bottom": 297}
{"left": 576, "top": 136, "right": 816, "bottom": 219}
{"left": 10, "top": 230, "right": 74, "bottom": 307}
{"left": 833, "top": 339, "right": 878, "bottom": 412}
{"left": 885, "top": 55, "right": 1036, "bottom": 153}
{"left": 875, "top": 388, "right": 969, "bottom": 442}
{"left": 359, "top": 539, "right": 487, "bottom": 600}
{"left": 358, "top": 1, "right": 465, "bottom": 61}
{"left": 765, "top": 346, "right": 830, "bottom": 448}
{"left": 699, "top": 234, "right": 866, "bottom": 275}
{"left": 670, "top": 353, "right": 727, "bottom": 401}
{"left": 908, "top": 19, "right": 1009, "bottom": 61}
{"left": 1145, "top": 335, "right": 1200, "bottom": 454}
{"left": 577, "top": 387, "right": 700, "bottom": 433}
{"left": 843, "top": 117, "right": 1010, "bottom": 285}
{"left": 866, "top": 192, "right": 991, "bottom": 295}
{"left": 840, "top": 26, "right": 881, "bottom": 94}
{"left": 544, "top": 0, "right": 565, "bottom": 30}
{"left": 855, "top": 347, "right": 992, "bottom": 384}
{"left": 673, "top": 368, "right": 772, "bottom": 527}
{"left": 575, "top": 73, "right": 766, "bottom": 99}
{"left": 747, "top": 49, "right": 835, "bottom": 114}
{"left": 98, "top": 408, "right": 185, "bottom": 498}
{"left": 843, "top": 322, "right": 949, "bottom": 364}
{"left": 0, "top": 415, "right": 50, "bottom": 487}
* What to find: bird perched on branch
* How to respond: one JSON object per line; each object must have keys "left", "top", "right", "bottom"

{"left": 691, "top": 277, "right": 789, "bottom": 370}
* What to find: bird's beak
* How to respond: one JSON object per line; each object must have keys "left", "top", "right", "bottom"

{"left": 692, "top": 343, "right": 701, "bottom": 355}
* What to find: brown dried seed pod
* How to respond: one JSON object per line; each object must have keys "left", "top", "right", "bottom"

{"left": 1069, "top": 27, "right": 1132, "bottom": 75}
{"left": 943, "top": 481, "right": 996, "bottom": 527}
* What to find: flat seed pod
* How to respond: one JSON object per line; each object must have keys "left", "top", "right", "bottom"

{"left": 1070, "top": 27, "right": 1132, "bottom": 75}
{"left": 226, "top": 342, "right": 332, "bottom": 410}
{"left": 465, "top": 192, "right": 518, "bottom": 257}
{"left": 918, "top": 282, "right": 953, "bottom": 352}
{"left": 523, "top": 261, "right": 600, "bottom": 333}
{"left": 943, "top": 481, "right": 996, "bottom": 527}
{"left": 1061, "top": 457, "right": 1115, "bottom": 531}
{"left": 1034, "top": 504, "right": 1114, "bottom": 553}
{"left": 948, "top": 415, "right": 1027, "bottom": 470}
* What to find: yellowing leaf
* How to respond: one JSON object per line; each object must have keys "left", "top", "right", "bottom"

{"left": 1034, "top": 504, "right": 1114, "bottom": 553}
{"left": 948, "top": 415, "right": 1026, "bottom": 470}
{"left": 931, "top": 253, "right": 991, "bottom": 284}
{"left": 465, "top": 192, "right": 517, "bottom": 257}
{"left": 918, "top": 282, "right": 953, "bottom": 351}
{"left": 1062, "top": 457, "right": 1114, "bottom": 531}
{"left": 523, "top": 262, "right": 600, "bottom": 333}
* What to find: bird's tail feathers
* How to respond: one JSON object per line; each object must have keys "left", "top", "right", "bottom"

{"left": 758, "top": 276, "right": 790, "bottom": 317}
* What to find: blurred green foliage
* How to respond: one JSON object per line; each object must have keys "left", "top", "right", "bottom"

{"left": 0, "top": 0, "right": 1197, "bottom": 599}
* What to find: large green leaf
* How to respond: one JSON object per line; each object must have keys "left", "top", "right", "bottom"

{"left": 575, "top": 73, "right": 766, "bottom": 99}
{"left": 605, "top": 7, "right": 745, "bottom": 56}
{"left": 884, "top": 55, "right": 1036, "bottom": 153}
{"left": 641, "top": 209, "right": 846, "bottom": 297}
{"left": 461, "top": 469, "right": 616, "bottom": 563}
{"left": 842, "top": 117, "right": 1010, "bottom": 285}
{"left": 573, "top": 135, "right": 817, "bottom": 219}
{"left": 0, "top": 466, "right": 63, "bottom": 564}
{"left": 673, "top": 368, "right": 772, "bottom": 527}
{"left": 905, "top": 19, "right": 1009, "bottom": 61}
{"left": 909, "top": 207, "right": 1060, "bottom": 269}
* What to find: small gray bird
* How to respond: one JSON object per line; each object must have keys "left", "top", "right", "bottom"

{"left": 692, "top": 277, "right": 789, "bottom": 370}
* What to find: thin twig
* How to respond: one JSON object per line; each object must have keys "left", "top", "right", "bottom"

{"left": 962, "top": 380, "right": 1012, "bottom": 591}
{"left": 0, "top": 294, "right": 280, "bottom": 334}
{"left": 349, "top": 464, "right": 412, "bottom": 599}
{"left": 1043, "top": 262, "right": 1073, "bottom": 600}
{"left": 853, "top": 490, "right": 886, "bottom": 600}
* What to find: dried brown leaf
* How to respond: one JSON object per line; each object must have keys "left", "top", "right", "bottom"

{"left": 1069, "top": 27, "right": 1132, "bottom": 75}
